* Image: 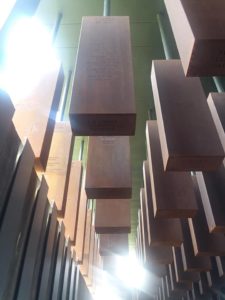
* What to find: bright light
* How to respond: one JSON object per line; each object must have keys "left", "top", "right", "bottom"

{"left": 0, "top": 0, "right": 17, "bottom": 30}
{"left": 0, "top": 16, "right": 59, "bottom": 100}
{"left": 94, "top": 271, "right": 122, "bottom": 300}
{"left": 115, "top": 252, "right": 146, "bottom": 289}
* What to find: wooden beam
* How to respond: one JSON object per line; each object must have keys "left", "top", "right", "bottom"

{"left": 151, "top": 60, "right": 224, "bottom": 171}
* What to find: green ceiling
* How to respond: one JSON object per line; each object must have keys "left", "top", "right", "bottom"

{"left": 36, "top": 0, "right": 166, "bottom": 248}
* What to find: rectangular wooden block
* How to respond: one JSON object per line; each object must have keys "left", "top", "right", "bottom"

{"left": 180, "top": 220, "right": 211, "bottom": 272}
{"left": 146, "top": 121, "right": 197, "bottom": 218}
{"left": 164, "top": 0, "right": 225, "bottom": 76}
{"left": 13, "top": 62, "right": 64, "bottom": 171}
{"left": 172, "top": 247, "right": 200, "bottom": 284}
{"left": 143, "top": 160, "right": 183, "bottom": 246}
{"left": 169, "top": 263, "right": 192, "bottom": 292}
{"left": 17, "top": 177, "right": 49, "bottom": 300}
{"left": 0, "top": 140, "right": 38, "bottom": 300}
{"left": 38, "top": 203, "right": 58, "bottom": 300}
{"left": 85, "top": 136, "right": 131, "bottom": 199}
{"left": 80, "top": 209, "right": 92, "bottom": 274}
{"left": 140, "top": 188, "right": 173, "bottom": 265}
{"left": 196, "top": 166, "right": 225, "bottom": 233}
{"left": 64, "top": 161, "right": 83, "bottom": 244}
{"left": 99, "top": 234, "right": 128, "bottom": 257}
{"left": 51, "top": 222, "right": 66, "bottom": 300}
{"left": 0, "top": 124, "right": 22, "bottom": 221}
{"left": 151, "top": 60, "right": 224, "bottom": 171}
{"left": 75, "top": 184, "right": 88, "bottom": 263}
{"left": 69, "top": 16, "right": 136, "bottom": 136}
{"left": 188, "top": 176, "right": 225, "bottom": 256}
{"left": 45, "top": 122, "right": 74, "bottom": 215}
{"left": 208, "top": 93, "right": 225, "bottom": 152}
{"left": 95, "top": 198, "right": 131, "bottom": 234}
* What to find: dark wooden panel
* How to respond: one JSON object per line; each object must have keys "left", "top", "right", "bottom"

{"left": 86, "top": 136, "right": 131, "bottom": 199}
{"left": 146, "top": 121, "right": 197, "bottom": 218}
{"left": 172, "top": 247, "right": 200, "bottom": 284}
{"left": 51, "top": 222, "right": 66, "bottom": 300}
{"left": 69, "top": 16, "right": 136, "bottom": 136}
{"left": 188, "top": 176, "right": 225, "bottom": 256}
{"left": 95, "top": 198, "right": 131, "bottom": 234}
{"left": 13, "top": 62, "right": 64, "bottom": 171}
{"left": 64, "top": 161, "right": 83, "bottom": 244}
{"left": 75, "top": 186, "right": 88, "bottom": 263}
{"left": 143, "top": 160, "right": 183, "bottom": 246}
{"left": 169, "top": 263, "right": 192, "bottom": 293}
{"left": 61, "top": 240, "right": 72, "bottom": 300}
{"left": 140, "top": 188, "right": 173, "bottom": 265}
{"left": 17, "top": 177, "right": 49, "bottom": 300}
{"left": 164, "top": 0, "right": 225, "bottom": 76}
{"left": 80, "top": 210, "right": 92, "bottom": 276}
{"left": 0, "top": 124, "right": 21, "bottom": 221}
{"left": 0, "top": 141, "right": 38, "bottom": 300}
{"left": 45, "top": 122, "right": 74, "bottom": 216}
{"left": 208, "top": 93, "right": 225, "bottom": 152}
{"left": 37, "top": 204, "right": 58, "bottom": 300}
{"left": 99, "top": 233, "right": 128, "bottom": 257}
{"left": 196, "top": 166, "right": 225, "bottom": 233}
{"left": 180, "top": 220, "right": 211, "bottom": 272}
{"left": 0, "top": 89, "right": 15, "bottom": 142}
{"left": 151, "top": 60, "right": 224, "bottom": 171}
{"left": 215, "top": 256, "right": 225, "bottom": 279}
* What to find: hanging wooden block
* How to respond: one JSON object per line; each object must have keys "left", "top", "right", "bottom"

{"left": 165, "top": 266, "right": 187, "bottom": 299}
{"left": 188, "top": 176, "right": 225, "bottom": 256}
{"left": 169, "top": 263, "right": 192, "bottom": 292}
{"left": 85, "top": 136, "right": 131, "bottom": 199}
{"left": 51, "top": 222, "right": 66, "bottom": 300}
{"left": 0, "top": 124, "right": 22, "bottom": 221}
{"left": 180, "top": 220, "right": 211, "bottom": 272}
{"left": 0, "top": 141, "right": 38, "bottom": 300}
{"left": 69, "top": 16, "right": 136, "bottom": 136}
{"left": 99, "top": 234, "right": 129, "bottom": 257}
{"left": 80, "top": 209, "right": 92, "bottom": 275}
{"left": 38, "top": 204, "right": 58, "bottom": 300}
{"left": 13, "top": 62, "right": 64, "bottom": 171}
{"left": 140, "top": 188, "right": 173, "bottom": 265}
{"left": 146, "top": 121, "right": 197, "bottom": 218}
{"left": 61, "top": 240, "right": 72, "bottom": 299}
{"left": 143, "top": 160, "right": 183, "bottom": 246}
{"left": 172, "top": 247, "right": 200, "bottom": 284}
{"left": 95, "top": 199, "right": 131, "bottom": 234}
{"left": 45, "top": 122, "right": 74, "bottom": 216}
{"left": 64, "top": 161, "right": 83, "bottom": 244}
{"left": 196, "top": 165, "right": 225, "bottom": 233}
{"left": 208, "top": 93, "right": 225, "bottom": 152}
{"left": 75, "top": 185, "right": 88, "bottom": 263}
{"left": 164, "top": 0, "right": 225, "bottom": 76}
{"left": 151, "top": 60, "right": 224, "bottom": 171}
{"left": 17, "top": 178, "right": 49, "bottom": 300}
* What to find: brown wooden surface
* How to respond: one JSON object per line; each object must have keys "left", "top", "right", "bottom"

{"left": 85, "top": 136, "right": 131, "bottom": 199}
{"left": 13, "top": 62, "right": 64, "bottom": 171}
{"left": 172, "top": 247, "right": 200, "bottom": 284}
{"left": 75, "top": 185, "right": 88, "bottom": 263}
{"left": 45, "top": 122, "right": 74, "bottom": 215}
{"left": 196, "top": 166, "right": 225, "bottom": 233}
{"left": 169, "top": 263, "right": 192, "bottom": 293}
{"left": 146, "top": 121, "right": 197, "bottom": 218}
{"left": 180, "top": 220, "right": 211, "bottom": 272}
{"left": 151, "top": 60, "right": 224, "bottom": 171}
{"left": 208, "top": 93, "right": 225, "bottom": 151}
{"left": 38, "top": 203, "right": 58, "bottom": 300}
{"left": 164, "top": 0, "right": 225, "bottom": 76}
{"left": 99, "top": 234, "right": 128, "bottom": 257}
{"left": 188, "top": 176, "right": 225, "bottom": 256}
{"left": 64, "top": 161, "right": 83, "bottom": 244}
{"left": 95, "top": 198, "right": 131, "bottom": 234}
{"left": 0, "top": 124, "right": 21, "bottom": 220}
{"left": 69, "top": 16, "right": 136, "bottom": 136}
{"left": 143, "top": 160, "right": 183, "bottom": 246}
{"left": 140, "top": 188, "right": 173, "bottom": 265}
{"left": 80, "top": 209, "right": 92, "bottom": 274}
